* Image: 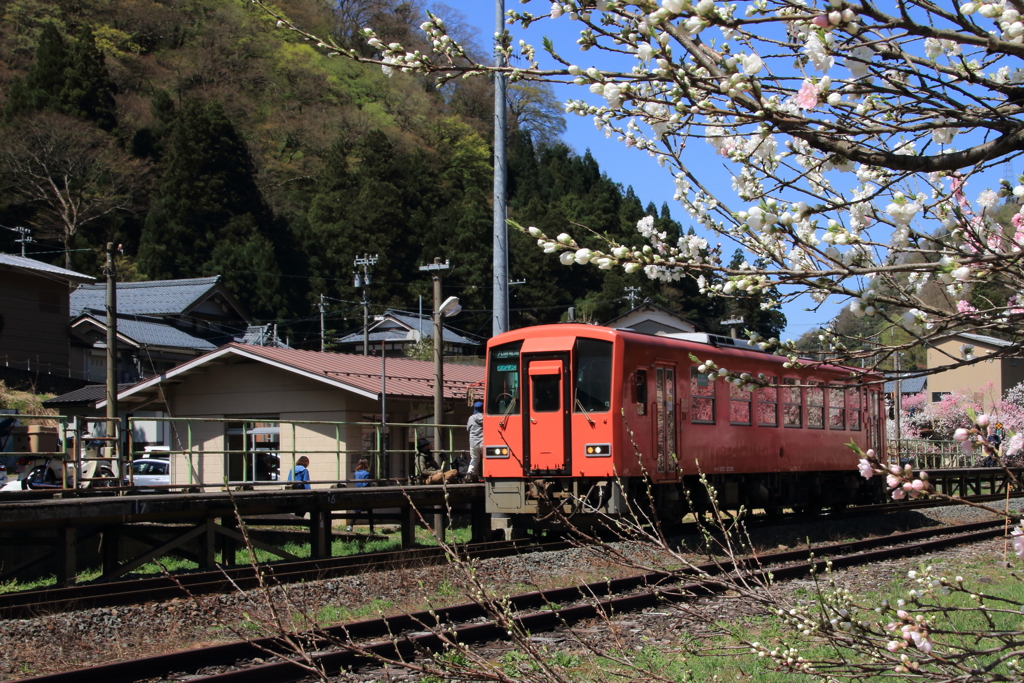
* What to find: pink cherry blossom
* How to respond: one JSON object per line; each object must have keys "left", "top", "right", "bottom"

{"left": 865, "top": 448, "right": 876, "bottom": 458}
{"left": 795, "top": 80, "right": 818, "bottom": 110}
{"left": 892, "top": 488, "right": 906, "bottom": 500}
{"left": 953, "top": 428, "right": 970, "bottom": 441}
{"left": 912, "top": 479, "right": 925, "bottom": 490}
{"left": 886, "top": 474, "right": 900, "bottom": 488}
{"left": 858, "top": 458, "right": 874, "bottom": 479}
{"left": 977, "top": 413, "right": 990, "bottom": 427}
{"left": 812, "top": 14, "right": 830, "bottom": 27}
{"left": 1012, "top": 527, "right": 1024, "bottom": 557}
{"left": 957, "top": 299, "right": 977, "bottom": 314}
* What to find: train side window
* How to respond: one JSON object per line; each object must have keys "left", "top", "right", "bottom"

{"left": 729, "top": 382, "right": 752, "bottom": 425}
{"left": 848, "top": 387, "right": 862, "bottom": 431}
{"left": 635, "top": 370, "right": 648, "bottom": 415}
{"left": 691, "top": 368, "right": 716, "bottom": 424}
{"left": 575, "top": 339, "right": 613, "bottom": 412}
{"left": 756, "top": 376, "right": 778, "bottom": 426}
{"left": 782, "top": 378, "right": 802, "bottom": 428}
{"left": 828, "top": 385, "right": 846, "bottom": 429}
{"left": 807, "top": 382, "right": 825, "bottom": 429}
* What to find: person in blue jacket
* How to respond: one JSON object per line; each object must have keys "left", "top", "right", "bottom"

{"left": 288, "top": 456, "right": 311, "bottom": 489}
{"left": 349, "top": 458, "right": 373, "bottom": 532}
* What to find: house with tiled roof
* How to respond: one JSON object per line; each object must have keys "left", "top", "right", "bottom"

{"left": 334, "top": 309, "right": 481, "bottom": 358}
{"left": 97, "top": 343, "right": 485, "bottom": 485}
{"left": 0, "top": 253, "right": 95, "bottom": 392}
{"left": 68, "top": 276, "right": 254, "bottom": 383}
{"left": 926, "top": 331, "right": 1024, "bottom": 409}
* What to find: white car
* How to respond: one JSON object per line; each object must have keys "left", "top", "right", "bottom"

{"left": 127, "top": 458, "right": 170, "bottom": 489}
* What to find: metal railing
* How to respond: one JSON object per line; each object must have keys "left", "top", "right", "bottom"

{"left": 126, "top": 415, "right": 469, "bottom": 490}
{"left": 888, "top": 439, "right": 973, "bottom": 469}
{"left": 1, "top": 414, "right": 123, "bottom": 489}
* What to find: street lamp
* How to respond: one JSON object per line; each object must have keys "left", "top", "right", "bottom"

{"left": 434, "top": 295, "right": 460, "bottom": 451}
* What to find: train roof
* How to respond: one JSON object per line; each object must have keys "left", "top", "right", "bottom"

{"left": 489, "top": 324, "right": 880, "bottom": 381}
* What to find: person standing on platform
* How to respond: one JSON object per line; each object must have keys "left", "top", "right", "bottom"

{"left": 466, "top": 400, "right": 484, "bottom": 482}
{"left": 288, "top": 455, "right": 311, "bottom": 489}
{"left": 348, "top": 458, "right": 373, "bottom": 532}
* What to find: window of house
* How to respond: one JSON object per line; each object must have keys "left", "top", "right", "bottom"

{"left": 807, "top": 382, "right": 825, "bottom": 429}
{"left": 729, "top": 382, "right": 752, "bottom": 425}
{"left": 756, "top": 376, "right": 778, "bottom": 426}
{"left": 783, "top": 378, "right": 802, "bottom": 428}
{"left": 691, "top": 368, "right": 716, "bottom": 424}
{"left": 931, "top": 391, "right": 951, "bottom": 403}
{"left": 828, "top": 385, "right": 846, "bottom": 429}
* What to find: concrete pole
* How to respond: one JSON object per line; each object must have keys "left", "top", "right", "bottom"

{"left": 319, "top": 293, "right": 325, "bottom": 353}
{"left": 105, "top": 243, "right": 118, "bottom": 461}
{"left": 433, "top": 263, "right": 444, "bottom": 451}
{"left": 493, "top": 0, "right": 509, "bottom": 336}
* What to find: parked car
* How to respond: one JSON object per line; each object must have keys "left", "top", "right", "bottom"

{"left": 126, "top": 458, "right": 170, "bottom": 489}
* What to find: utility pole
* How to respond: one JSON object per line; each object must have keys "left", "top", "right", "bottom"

{"left": 353, "top": 254, "right": 378, "bottom": 356}
{"left": 624, "top": 286, "right": 642, "bottom": 308}
{"left": 420, "top": 258, "right": 451, "bottom": 449}
{"left": 105, "top": 243, "right": 118, "bottom": 467}
{"left": 493, "top": 0, "right": 509, "bottom": 336}
{"left": 721, "top": 316, "right": 745, "bottom": 339}
{"left": 2, "top": 226, "right": 32, "bottom": 256}
{"left": 318, "top": 294, "right": 325, "bottom": 352}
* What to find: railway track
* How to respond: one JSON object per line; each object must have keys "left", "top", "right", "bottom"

{"left": 14, "top": 517, "right": 1010, "bottom": 683}
{"left": 1, "top": 491, "right": 1018, "bottom": 620}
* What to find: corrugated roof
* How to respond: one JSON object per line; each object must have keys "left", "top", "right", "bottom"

{"left": 955, "top": 332, "right": 1017, "bottom": 348}
{"left": 71, "top": 277, "right": 223, "bottom": 317}
{"left": 44, "top": 384, "right": 133, "bottom": 406}
{"left": 337, "top": 310, "right": 480, "bottom": 346}
{"left": 0, "top": 253, "right": 95, "bottom": 284}
{"left": 78, "top": 314, "right": 221, "bottom": 352}
{"left": 108, "top": 343, "right": 486, "bottom": 407}
{"left": 883, "top": 376, "right": 927, "bottom": 394}
{"left": 235, "top": 344, "right": 483, "bottom": 399}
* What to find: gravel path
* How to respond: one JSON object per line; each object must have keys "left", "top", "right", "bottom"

{"left": 0, "top": 502, "right": 1015, "bottom": 681}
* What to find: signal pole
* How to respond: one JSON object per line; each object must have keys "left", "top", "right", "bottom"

{"left": 105, "top": 243, "right": 118, "bottom": 469}
{"left": 353, "top": 254, "right": 378, "bottom": 356}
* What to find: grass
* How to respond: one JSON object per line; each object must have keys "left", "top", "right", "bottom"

{"left": 0, "top": 523, "right": 474, "bottom": 594}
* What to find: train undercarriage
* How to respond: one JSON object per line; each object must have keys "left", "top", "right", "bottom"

{"left": 487, "top": 471, "right": 887, "bottom": 534}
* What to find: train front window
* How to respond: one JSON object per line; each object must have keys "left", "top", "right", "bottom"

{"left": 487, "top": 341, "right": 523, "bottom": 415}
{"left": 574, "top": 339, "right": 613, "bottom": 413}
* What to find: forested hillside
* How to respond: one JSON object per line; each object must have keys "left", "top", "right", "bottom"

{"left": 0, "top": 0, "right": 784, "bottom": 346}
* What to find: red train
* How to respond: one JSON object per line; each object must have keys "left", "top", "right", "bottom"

{"left": 482, "top": 324, "right": 885, "bottom": 530}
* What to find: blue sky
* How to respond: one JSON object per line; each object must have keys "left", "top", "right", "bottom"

{"left": 430, "top": 1, "right": 844, "bottom": 341}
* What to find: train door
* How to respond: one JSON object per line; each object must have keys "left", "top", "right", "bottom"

{"left": 654, "top": 365, "right": 678, "bottom": 477}
{"left": 525, "top": 356, "right": 569, "bottom": 472}
{"left": 866, "top": 388, "right": 881, "bottom": 454}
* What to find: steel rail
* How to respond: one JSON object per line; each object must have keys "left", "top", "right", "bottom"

{"left": 0, "top": 537, "right": 571, "bottom": 620}
{"left": 3, "top": 490, "right": 1018, "bottom": 620}
{"left": 14, "top": 518, "right": 1009, "bottom": 683}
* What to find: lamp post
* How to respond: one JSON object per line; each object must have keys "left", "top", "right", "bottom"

{"left": 433, "top": 294, "right": 461, "bottom": 450}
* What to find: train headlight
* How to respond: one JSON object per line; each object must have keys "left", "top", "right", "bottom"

{"left": 585, "top": 444, "right": 611, "bottom": 458}
{"left": 485, "top": 446, "right": 510, "bottom": 458}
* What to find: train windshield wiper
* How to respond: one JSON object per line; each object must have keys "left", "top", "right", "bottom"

{"left": 575, "top": 392, "right": 595, "bottom": 426}
{"left": 499, "top": 397, "right": 517, "bottom": 429}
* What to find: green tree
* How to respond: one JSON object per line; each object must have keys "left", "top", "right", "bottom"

{"left": 139, "top": 99, "right": 284, "bottom": 318}
{"left": 60, "top": 27, "right": 118, "bottom": 131}
{"left": 4, "top": 23, "right": 70, "bottom": 119}
{"left": 5, "top": 25, "right": 118, "bottom": 131}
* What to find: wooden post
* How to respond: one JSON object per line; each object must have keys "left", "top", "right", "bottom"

{"left": 400, "top": 504, "right": 417, "bottom": 548}
{"left": 221, "top": 515, "right": 237, "bottom": 566}
{"left": 56, "top": 526, "right": 77, "bottom": 587}
{"left": 471, "top": 498, "right": 488, "bottom": 544}
{"left": 102, "top": 526, "right": 120, "bottom": 576}
{"left": 200, "top": 518, "right": 216, "bottom": 569}
{"left": 309, "top": 509, "right": 332, "bottom": 559}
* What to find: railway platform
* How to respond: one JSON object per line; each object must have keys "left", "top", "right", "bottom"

{"left": 0, "top": 483, "right": 484, "bottom": 586}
